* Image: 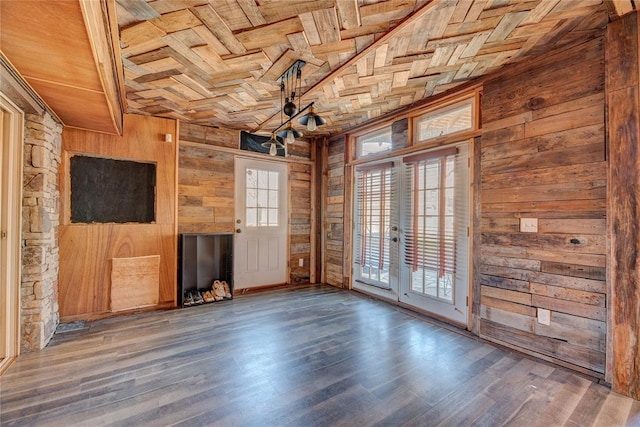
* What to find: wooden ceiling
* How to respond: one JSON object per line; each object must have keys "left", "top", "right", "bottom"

{"left": 117, "top": 0, "right": 611, "bottom": 136}
{"left": 0, "top": 1, "right": 631, "bottom": 136}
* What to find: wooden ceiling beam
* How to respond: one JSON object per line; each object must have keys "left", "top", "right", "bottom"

{"left": 80, "top": 0, "right": 126, "bottom": 134}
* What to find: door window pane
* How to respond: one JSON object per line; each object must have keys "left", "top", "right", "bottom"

{"left": 246, "top": 169, "right": 257, "bottom": 187}
{"left": 269, "top": 171, "right": 278, "bottom": 189}
{"left": 268, "top": 208, "right": 278, "bottom": 225}
{"left": 257, "top": 190, "right": 268, "bottom": 207}
{"left": 354, "top": 164, "right": 393, "bottom": 287}
{"left": 246, "top": 188, "right": 257, "bottom": 208}
{"left": 268, "top": 190, "right": 278, "bottom": 207}
{"left": 246, "top": 208, "right": 257, "bottom": 227}
{"left": 405, "top": 154, "right": 456, "bottom": 302}
{"left": 246, "top": 167, "right": 279, "bottom": 227}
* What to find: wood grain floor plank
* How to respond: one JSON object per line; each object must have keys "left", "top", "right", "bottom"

{"left": 1, "top": 285, "right": 638, "bottom": 426}
{"left": 593, "top": 390, "right": 635, "bottom": 426}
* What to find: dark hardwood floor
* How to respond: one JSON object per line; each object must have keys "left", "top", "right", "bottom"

{"left": 1, "top": 285, "right": 639, "bottom": 426}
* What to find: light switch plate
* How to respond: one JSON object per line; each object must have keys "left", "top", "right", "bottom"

{"left": 520, "top": 218, "right": 538, "bottom": 233}
{"left": 537, "top": 308, "right": 551, "bottom": 325}
{"left": 299, "top": 258, "right": 304, "bottom": 267}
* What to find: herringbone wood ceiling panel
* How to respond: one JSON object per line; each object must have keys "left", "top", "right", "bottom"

{"left": 116, "top": 0, "right": 608, "bottom": 135}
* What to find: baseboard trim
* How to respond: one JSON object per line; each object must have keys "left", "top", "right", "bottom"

{"left": 0, "top": 356, "right": 16, "bottom": 376}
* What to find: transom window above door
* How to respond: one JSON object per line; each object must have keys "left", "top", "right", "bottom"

{"left": 356, "top": 126, "right": 392, "bottom": 158}
{"left": 414, "top": 98, "right": 475, "bottom": 143}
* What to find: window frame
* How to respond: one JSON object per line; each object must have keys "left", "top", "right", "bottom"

{"left": 412, "top": 96, "right": 477, "bottom": 145}
{"left": 355, "top": 125, "right": 393, "bottom": 159}
{"left": 244, "top": 167, "right": 281, "bottom": 228}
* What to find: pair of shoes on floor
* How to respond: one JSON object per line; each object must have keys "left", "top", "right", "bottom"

{"left": 212, "top": 280, "right": 232, "bottom": 300}
{"left": 192, "top": 290, "right": 204, "bottom": 304}
{"left": 183, "top": 290, "right": 204, "bottom": 306}
{"left": 183, "top": 291, "right": 194, "bottom": 306}
{"left": 202, "top": 290, "right": 215, "bottom": 303}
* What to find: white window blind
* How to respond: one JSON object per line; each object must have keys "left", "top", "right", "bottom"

{"left": 354, "top": 161, "right": 395, "bottom": 287}
{"left": 402, "top": 146, "right": 467, "bottom": 302}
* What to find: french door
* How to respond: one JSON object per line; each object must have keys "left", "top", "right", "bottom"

{"left": 353, "top": 142, "right": 470, "bottom": 325}
{"left": 234, "top": 157, "right": 288, "bottom": 288}
{"left": 352, "top": 161, "right": 400, "bottom": 300}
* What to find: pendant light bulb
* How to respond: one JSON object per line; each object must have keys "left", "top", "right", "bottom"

{"left": 269, "top": 142, "right": 277, "bottom": 156}
{"left": 285, "top": 129, "right": 295, "bottom": 144}
{"left": 306, "top": 115, "right": 317, "bottom": 131}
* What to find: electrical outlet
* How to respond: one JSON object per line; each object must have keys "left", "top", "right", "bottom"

{"left": 537, "top": 308, "right": 551, "bottom": 325}
{"left": 520, "top": 218, "right": 538, "bottom": 233}
{"left": 298, "top": 258, "right": 304, "bottom": 267}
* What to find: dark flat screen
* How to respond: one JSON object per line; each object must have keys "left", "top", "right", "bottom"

{"left": 70, "top": 156, "right": 156, "bottom": 223}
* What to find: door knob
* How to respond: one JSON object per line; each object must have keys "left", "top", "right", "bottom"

{"left": 236, "top": 228, "right": 242, "bottom": 233}
{"left": 392, "top": 237, "right": 398, "bottom": 242}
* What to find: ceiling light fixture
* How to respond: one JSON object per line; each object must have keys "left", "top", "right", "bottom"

{"left": 261, "top": 60, "right": 326, "bottom": 156}
{"left": 261, "top": 133, "right": 286, "bottom": 157}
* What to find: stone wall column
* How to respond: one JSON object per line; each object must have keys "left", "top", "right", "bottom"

{"left": 20, "top": 111, "right": 62, "bottom": 352}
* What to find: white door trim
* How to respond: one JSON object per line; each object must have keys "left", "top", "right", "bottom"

{"left": 0, "top": 91, "right": 25, "bottom": 374}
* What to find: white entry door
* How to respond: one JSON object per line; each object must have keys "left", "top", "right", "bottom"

{"left": 234, "top": 157, "right": 288, "bottom": 288}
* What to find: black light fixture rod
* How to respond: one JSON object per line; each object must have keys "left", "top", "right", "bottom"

{"left": 271, "top": 101, "right": 315, "bottom": 134}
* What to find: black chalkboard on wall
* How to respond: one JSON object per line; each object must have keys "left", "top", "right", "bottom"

{"left": 70, "top": 155, "right": 156, "bottom": 223}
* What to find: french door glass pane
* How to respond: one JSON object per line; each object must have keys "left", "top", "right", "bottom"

{"left": 406, "top": 155, "right": 456, "bottom": 302}
{"left": 354, "top": 165, "right": 393, "bottom": 287}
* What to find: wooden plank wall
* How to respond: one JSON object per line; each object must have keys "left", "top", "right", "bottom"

{"left": 178, "top": 128, "right": 235, "bottom": 234}
{"left": 606, "top": 12, "right": 640, "bottom": 399}
{"left": 178, "top": 122, "right": 313, "bottom": 284}
{"left": 59, "top": 114, "right": 178, "bottom": 319}
{"left": 324, "top": 135, "right": 346, "bottom": 287}
{"left": 289, "top": 161, "right": 313, "bottom": 284}
{"left": 478, "top": 36, "right": 607, "bottom": 374}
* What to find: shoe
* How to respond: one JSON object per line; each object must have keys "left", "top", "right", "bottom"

{"left": 213, "top": 280, "right": 226, "bottom": 300}
{"left": 221, "top": 281, "right": 232, "bottom": 299}
{"left": 183, "top": 291, "right": 194, "bottom": 307}
{"left": 192, "top": 290, "right": 204, "bottom": 305}
{"left": 202, "top": 290, "right": 214, "bottom": 303}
